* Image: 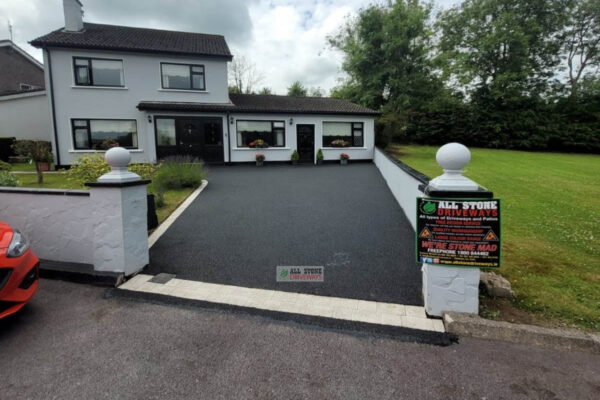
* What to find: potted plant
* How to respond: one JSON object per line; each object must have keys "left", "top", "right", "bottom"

{"left": 330, "top": 139, "right": 350, "bottom": 148}
{"left": 316, "top": 149, "right": 324, "bottom": 165}
{"left": 249, "top": 139, "right": 268, "bottom": 148}
{"left": 12, "top": 140, "right": 53, "bottom": 183}
{"left": 291, "top": 150, "right": 299, "bottom": 165}
{"left": 340, "top": 153, "right": 350, "bottom": 165}
{"left": 256, "top": 153, "right": 265, "bottom": 166}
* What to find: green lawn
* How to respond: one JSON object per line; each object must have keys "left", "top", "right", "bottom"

{"left": 389, "top": 145, "right": 600, "bottom": 330}
{"left": 11, "top": 172, "right": 194, "bottom": 225}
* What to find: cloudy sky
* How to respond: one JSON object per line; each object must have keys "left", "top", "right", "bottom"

{"left": 0, "top": 0, "right": 460, "bottom": 94}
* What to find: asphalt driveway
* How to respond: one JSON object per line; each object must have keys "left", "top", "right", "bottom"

{"left": 148, "top": 163, "right": 421, "bottom": 305}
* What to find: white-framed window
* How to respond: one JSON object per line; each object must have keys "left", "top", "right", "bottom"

{"left": 236, "top": 120, "right": 285, "bottom": 147}
{"left": 73, "top": 57, "right": 125, "bottom": 87}
{"left": 322, "top": 122, "right": 363, "bottom": 147}
{"left": 71, "top": 119, "right": 138, "bottom": 150}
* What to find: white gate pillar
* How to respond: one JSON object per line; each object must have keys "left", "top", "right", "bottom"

{"left": 422, "top": 143, "right": 492, "bottom": 316}
{"left": 86, "top": 147, "right": 150, "bottom": 276}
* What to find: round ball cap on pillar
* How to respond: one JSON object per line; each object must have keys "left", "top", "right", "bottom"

{"left": 97, "top": 147, "right": 141, "bottom": 183}
{"left": 436, "top": 142, "right": 471, "bottom": 171}
{"left": 427, "top": 142, "right": 478, "bottom": 191}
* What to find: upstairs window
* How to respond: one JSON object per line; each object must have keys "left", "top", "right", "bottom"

{"left": 161, "top": 63, "right": 205, "bottom": 90}
{"left": 73, "top": 57, "right": 124, "bottom": 87}
{"left": 236, "top": 120, "right": 285, "bottom": 148}
{"left": 322, "top": 122, "right": 363, "bottom": 147}
{"left": 71, "top": 119, "right": 137, "bottom": 150}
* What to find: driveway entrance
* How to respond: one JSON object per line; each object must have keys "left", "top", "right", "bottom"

{"left": 147, "top": 163, "right": 421, "bottom": 305}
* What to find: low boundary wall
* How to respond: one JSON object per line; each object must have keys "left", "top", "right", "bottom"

{"left": 0, "top": 187, "right": 94, "bottom": 265}
{"left": 373, "top": 147, "right": 429, "bottom": 229}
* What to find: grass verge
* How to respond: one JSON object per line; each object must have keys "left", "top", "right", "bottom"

{"left": 389, "top": 144, "right": 600, "bottom": 331}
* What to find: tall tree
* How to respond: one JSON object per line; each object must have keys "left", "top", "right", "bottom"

{"left": 228, "top": 55, "right": 264, "bottom": 94}
{"left": 329, "top": 0, "right": 441, "bottom": 112}
{"left": 436, "top": 0, "right": 564, "bottom": 101}
{"left": 560, "top": 0, "right": 600, "bottom": 98}
{"left": 287, "top": 81, "right": 308, "bottom": 96}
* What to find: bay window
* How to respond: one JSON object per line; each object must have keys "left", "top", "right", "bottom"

{"left": 161, "top": 63, "right": 205, "bottom": 90}
{"left": 322, "top": 122, "right": 364, "bottom": 147}
{"left": 236, "top": 120, "right": 285, "bottom": 147}
{"left": 73, "top": 57, "right": 124, "bottom": 87}
{"left": 71, "top": 119, "right": 138, "bottom": 150}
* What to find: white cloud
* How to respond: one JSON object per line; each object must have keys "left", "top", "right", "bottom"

{"left": 0, "top": 0, "right": 464, "bottom": 95}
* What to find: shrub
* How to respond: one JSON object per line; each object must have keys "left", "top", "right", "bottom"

{"left": 291, "top": 150, "right": 299, "bottom": 161}
{"left": 129, "top": 163, "right": 159, "bottom": 180}
{"left": 68, "top": 155, "right": 111, "bottom": 184}
{"left": 0, "top": 171, "right": 18, "bottom": 187}
{"left": 340, "top": 153, "right": 350, "bottom": 160}
{"left": 153, "top": 156, "right": 205, "bottom": 190}
{"left": 69, "top": 155, "right": 160, "bottom": 184}
{"left": 316, "top": 149, "right": 324, "bottom": 161}
{"left": 0, "top": 160, "right": 11, "bottom": 171}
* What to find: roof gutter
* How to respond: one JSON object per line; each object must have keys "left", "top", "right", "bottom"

{"left": 45, "top": 48, "right": 61, "bottom": 167}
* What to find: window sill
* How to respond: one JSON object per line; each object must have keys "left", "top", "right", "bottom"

{"left": 158, "top": 88, "right": 210, "bottom": 94}
{"left": 322, "top": 147, "right": 367, "bottom": 150}
{"left": 69, "top": 149, "right": 144, "bottom": 153}
{"left": 233, "top": 147, "right": 290, "bottom": 151}
{"left": 71, "top": 86, "right": 128, "bottom": 90}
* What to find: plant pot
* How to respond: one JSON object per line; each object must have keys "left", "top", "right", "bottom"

{"left": 340, "top": 159, "right": 348, "bottom": 165}
{"left": 256, "top": 161, "right": 264, "bottom": 167}
{"left": 291, "top": 160, "right": 298, "bottom": 165}
{"left": 37, "top": 161, "right": 51, "bottom": 171}
{"left": 316, "top": 159, "right": 323, "bottom": 165}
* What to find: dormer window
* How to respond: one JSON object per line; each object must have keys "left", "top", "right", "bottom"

{"left": 161, "top": 62, "right": 205, "bottom": 90}
{"left": 73, "top": 57, "right": 124, "bottom": 87}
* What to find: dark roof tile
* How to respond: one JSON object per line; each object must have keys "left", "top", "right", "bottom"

{"left": 138, "top": 94, "right": 379, "bottom": 116}
{"left": 30, "top": 23, "right": 232, "bottom": 59}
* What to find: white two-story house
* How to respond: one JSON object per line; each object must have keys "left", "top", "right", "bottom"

{"left": 31, "top": 0, "right": 379, "bottom": 167}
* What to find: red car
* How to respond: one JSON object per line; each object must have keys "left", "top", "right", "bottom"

{"left": 0, "top": 222, "right": 39, "bottom": 319}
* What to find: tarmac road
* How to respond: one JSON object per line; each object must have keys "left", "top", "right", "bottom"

{"left": 1, "top": 279, "right": 598, "bottom": 400}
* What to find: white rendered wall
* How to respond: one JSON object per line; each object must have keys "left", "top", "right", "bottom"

{"left": 0, "top": 92, "right": 51, "bottom": 141}
{"left": 47, "top": 48, "right": 229, "bottom": 165}
{"left": 373, "top": 147, "right": 426, "bottom": 230}
{"left": 225, "top": 113, "right": 375, "bottom": 163}
{"left": 0, "top": 189, "right": 94, "bottom": 264}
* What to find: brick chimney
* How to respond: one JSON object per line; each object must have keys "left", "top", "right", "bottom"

{"left": 63, "top": 0, "right": 84, "bottom": 32}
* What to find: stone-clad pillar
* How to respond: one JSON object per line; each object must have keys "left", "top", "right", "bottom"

{"left": 422, "top": 143, "right": 493, "bottom": 316}
{"left": 86, "top": 147, "right": 150, "bottom": 276}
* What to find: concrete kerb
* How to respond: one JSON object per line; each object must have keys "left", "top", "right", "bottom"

{"left": 444, "top": 312, "right": 600, "bottom": 354}
{"left": 148, "top": 180, "right": 208, "bottom": 248}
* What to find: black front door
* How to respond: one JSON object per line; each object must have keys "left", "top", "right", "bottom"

{"left": 178, "top": 119, "right": 203, "bottom": 158}
{"left": 296, "top": 124, "right": 314, "bottom": 163}
{"left": 157, "top": 117, "right": 224, "bottom": 163}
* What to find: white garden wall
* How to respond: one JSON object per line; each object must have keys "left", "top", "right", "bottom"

{"left": 0, "top": 168, "right": 149, "bottom": 276}
{"left": 373, "top": 147, "right": 429, "bottom": 230}
{"left": 0, "top": 188, "right": 94, "bottom": 264}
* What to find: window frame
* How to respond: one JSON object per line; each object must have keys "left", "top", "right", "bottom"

{"left": 322, "top": 121, "right": 364, "bottom": 148}
{"left": 160, "top": 62, "right": 206, "bottom": 91}
{"left": 71, "top": 118, "right": 138, "bottom": 150}
{"left": 236, "top": 120, "right": 286, "bottom": 148}
{"left": 72, "top": 57, "right": 125, "bottom": 88}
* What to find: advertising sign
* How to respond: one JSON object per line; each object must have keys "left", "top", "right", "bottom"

{"left": 416, "top": 198, "right": 501, "bottom": 268}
